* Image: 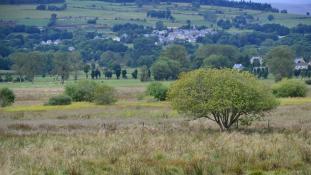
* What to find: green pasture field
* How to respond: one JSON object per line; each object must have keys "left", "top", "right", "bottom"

{"left": 0, "top": 0, "right": 310, "bottom": 30}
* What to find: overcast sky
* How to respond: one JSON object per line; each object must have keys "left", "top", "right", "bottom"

{"left": 245, "top": 0, "right": 310, "bottom": 4}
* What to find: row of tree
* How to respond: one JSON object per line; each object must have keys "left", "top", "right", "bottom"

{"left": 146, "top": 10, "right": 173, "bottom": 19}
{"left": 9, "top": 51, "right": 81, "bottom": 83}
{"left": 0, "top": 0, "right": 64, "bottom": 4}
{"left": 36, "top": 3, "right": 67, "bottom": 11}
{"left": 100, "top": 0, "right": 278, "bottom": 12}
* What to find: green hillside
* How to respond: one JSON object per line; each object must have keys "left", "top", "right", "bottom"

{"left": 0, "top": 0, "right": 310, "bottom": 31}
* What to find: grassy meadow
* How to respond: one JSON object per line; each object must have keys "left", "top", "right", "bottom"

{"left": 1, "top": 0, "right": 311, "bottom": 174}
{"left": 1, "top": 75, "right": 311, "bottom": 174}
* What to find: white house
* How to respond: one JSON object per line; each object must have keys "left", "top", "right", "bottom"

{"left": 233, "top": 64, "right": 244, "bottom": 71}
{"left": 68, "top": 46, "right": 75, "bottom": 51}
{"left": 250, "top": 56, "right": 263, "bottom": 65}
{"left": 294, "top": 58, "right": 309, "bottom": 70}
{"left": 112, "top": 36, "right": 121, "bottom": 42}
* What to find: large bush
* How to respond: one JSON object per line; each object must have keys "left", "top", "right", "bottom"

{"left": 0, "top": 87, "right": 15, "bottom": 107}
{"left": 94, "top": 84, "right": 117, "bottom": 105}
{"left": 147, "top": 82, "right": 168, "bottom": 101}
{"left": 168, "top": 69, "right": 278, "bottom": 131}
{"left": 65, "top": 80, "right": 98, "bottom": 102}
{"left": 305, "top": 79, "right": 311, "bottom": 85}
{"left": 272, "top": 79, "right": 307, "bottom": 97}
{"left": 47, "top": 95, "right": 72, "bottom": 106}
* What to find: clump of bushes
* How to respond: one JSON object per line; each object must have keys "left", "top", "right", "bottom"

{"left": 94, "top": 85, "right": 117, "bottom": 105}
{"left": 272, "top": 79, "right": 308, "bottom": 97}
{"left": 0, "top": 87, "right": 15, "bottom": 107}
{"left": 65, "top": 80, "right": 117, "bottom": 105}
{"left": 65, "top": 80, "right": 98, "bottom": 102}
{"left": 47, "top": 95, "right": 72, "bottom": 106}
{"left": 146, "top": 82, "right": 168, "bottom": 101}
{"left": 305, "top": 79, "right": 311, "bottom": 85}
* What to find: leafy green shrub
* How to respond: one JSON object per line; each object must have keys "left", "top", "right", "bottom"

{"left": 0, "top": 87, "right": 15, "bottom": 107}
{"left": 94, "top": 84, "right": 117, "bottom": 105}
{"left": 47, "top": 95, "right": 72, "bottom": 106}
{"left": 272, "top": 79, "right": 307, "bottom": 97}
{"left": 65, "top": 80, "right": 98, "bottom": 102}
{"left": 168, "top": 69, "right": 278, "bottom": 131}
{"left": 146, "top": 82, "right": 168, "bottom": 101}
{"left": 305, "top": 79, "right": 311, "bottom": 85}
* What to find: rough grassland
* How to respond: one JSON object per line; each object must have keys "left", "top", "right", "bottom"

{"left": 0, "top": 84, "right": 311, "bottom": 174}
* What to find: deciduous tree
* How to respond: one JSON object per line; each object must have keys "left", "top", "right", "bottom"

{"left": 266, "top": 46, "right": 294, "bottom": 81}
{"left": 168, "top": 69, "right": 278, "bottom": 131}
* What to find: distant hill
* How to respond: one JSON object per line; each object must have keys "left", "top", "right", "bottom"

{"left": 271, "top": 3, "right": 311, "bottom": 15}
{"left": 235, "top": 0, "right": 311, "bottom": 15}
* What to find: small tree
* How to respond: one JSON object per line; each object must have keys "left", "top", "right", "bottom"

{"left": 52, "top": 52, "right": 71, "bottom": 84}
{"left": 0, "top": 87, "right": 15, "bottom": 107}
{"left": 266, "top": 46, "right": 294, "bottom": 81}
{"left": 122, "top": 69, "right": 127, "bottom": 79}
{"left": 147, "top": 82, "right": 168, "bottom": 101}
{"left": 132, "top": 69, "right": 138, "bottom": 79}
{"left": 140, "top": 65, "right": 150, "bottom": 82}
{"left": 94, "top": 84, "right": 117, "bottom": 105}
{"left": 113, "top": 64, "right": 121, "bottom": 79}
{"left": 203, "top": 54, "right": 230, "bottom": 68}
{"left": 69, "top": 52, "right": 82, "bottom": 81}
{"left": 105, "top": 70, "right": 113, "bottom": 79}
{"left": 83, "top": 64, "right": 91, "bottom": 79}
{"left": 267, "top": 15, "right": 274, "bottom": 21}
{"left": 168, "top": 69, "right": 279, "bottom": 131}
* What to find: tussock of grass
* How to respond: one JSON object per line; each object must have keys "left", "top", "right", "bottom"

{"left": 279, "top": 98, "right": 311, "bottom": 106}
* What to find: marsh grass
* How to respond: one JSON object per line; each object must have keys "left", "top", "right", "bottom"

{"left": 1, "top": 128, "right": 311, "bottom": 175}
{"left": 1, "top": 85, "right": 311, "bottom": 174}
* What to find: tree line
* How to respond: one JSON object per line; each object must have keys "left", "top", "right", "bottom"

{"left": 94, "top": 0, "right": 278, "bottom": 12}
{"left": 146, "top": 10, "right": 173, "bottom": 20}
{"left": 0, "top": 0, "right": 64, "bottom": 4}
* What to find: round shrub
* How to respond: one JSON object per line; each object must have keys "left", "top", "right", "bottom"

{"left": 94, "top": 84, "right": 117, "bottom": 105}
{"left": 305, "top": 79, "right": 311, "bottom": 85}
{"left": 168, "top": 69, "right": 278, "bottom": 131}
{"left": 65, "top": 80, "right": 98, "bottom": 102}
{"left": 272, "top": 79, "right": 308, "bottom": 97}
{"left": 146, "top": 82, "right": 168, "bottom": 101}
{"left": 47, "top": 95, "right": 72, "bottom": 106}
{"left": 0, "top": 88, "right": 15, "bottom": 107}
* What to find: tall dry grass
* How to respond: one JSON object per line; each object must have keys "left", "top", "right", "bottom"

{"left": 1, "top": 127, "right": 311, "bottom": 175}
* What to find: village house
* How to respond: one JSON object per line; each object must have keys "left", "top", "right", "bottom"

{"left": 250, "top": 56, "right": 263, "bottom": 65}
{"left": 294, "top": 58, "right": 310, "bottom": 70}
{"left": 233, "top": 64, "right": 244, "bottom": 71}
{"left": 41, "top": 39, "right": 61, "bottom": 46}
{"left": 151, "top": 27, "right": 215, "bottom": 44}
